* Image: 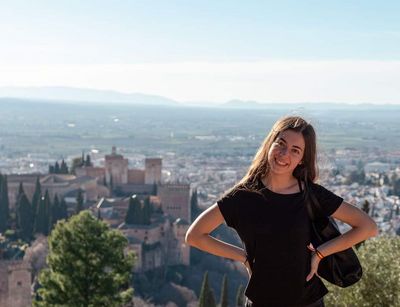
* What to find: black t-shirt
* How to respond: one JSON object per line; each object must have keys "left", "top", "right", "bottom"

{"left": 217, "top": 178, "right": 343, "bottom": 307}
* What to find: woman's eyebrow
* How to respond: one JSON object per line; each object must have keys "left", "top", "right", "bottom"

{"left": 278, "top": 137, "right": 303, "bottom": 151}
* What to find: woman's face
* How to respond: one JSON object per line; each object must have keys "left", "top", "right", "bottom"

{"left": 267, "top": 129, "right": 305, "bottom": 176}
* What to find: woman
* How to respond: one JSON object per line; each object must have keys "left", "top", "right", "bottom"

{"left": 185, "top": 116, "right": 378, "bottom": 307}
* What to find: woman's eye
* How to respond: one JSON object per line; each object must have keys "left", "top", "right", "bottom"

{"left": 292, "top": 149, "right": 300, "bottom": 155}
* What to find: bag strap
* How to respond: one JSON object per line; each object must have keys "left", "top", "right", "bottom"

{"left": 297, "top": 178, "right": 320, "bottom": 221}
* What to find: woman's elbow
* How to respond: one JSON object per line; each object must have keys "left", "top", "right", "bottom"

{"left": 366, "top": 220, "right": 379, "bottom": 238}
{"left": 185, "top": 230, "right": 194, "bottom": 246}
{"left": 185, "top": 230, "right": 199, "bottom": 246}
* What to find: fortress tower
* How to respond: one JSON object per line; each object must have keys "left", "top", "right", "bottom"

{"left": 0, "top": 260, "right": 31, "bottom": 307}
{"left": 105, "top": 146, "right": 128, "bottom": 185}
{"left": 145, "top": 158, "right": 162, "bottom": 184}
{"left": 157, "top": 184, "right": 191, "bottom": 222}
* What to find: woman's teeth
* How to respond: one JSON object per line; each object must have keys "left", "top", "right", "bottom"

{"left": 275, "top": 158, "right": 288, "bottom": 166}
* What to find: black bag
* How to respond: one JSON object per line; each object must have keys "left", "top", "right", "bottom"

{"left": 301, "top": 180, "right": 363, "bottom": 288}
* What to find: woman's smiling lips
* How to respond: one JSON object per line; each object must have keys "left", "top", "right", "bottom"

{"left": 275, "top": 157, "right": 289, "bottom": 167}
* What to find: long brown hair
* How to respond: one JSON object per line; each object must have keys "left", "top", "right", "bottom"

{"left": 232, "top": 115, "right": 318, "bottom": 193}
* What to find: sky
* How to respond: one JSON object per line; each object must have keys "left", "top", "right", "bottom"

{"left": 1, "top": 0, "right": 399, "bottom": 104}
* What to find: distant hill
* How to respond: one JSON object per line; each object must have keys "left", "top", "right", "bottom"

{"left": 221, "top": 99, "right": 266, "bottom": 108}
{"left": 0, "top": 86, "right": 180, "bottom": 106}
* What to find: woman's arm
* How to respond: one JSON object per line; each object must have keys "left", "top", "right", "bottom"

{"left": 306, "top": 200, "right": 378, "bottom": 281}
{"left": 185, "top": 203, "right": 247, "bottom": 263}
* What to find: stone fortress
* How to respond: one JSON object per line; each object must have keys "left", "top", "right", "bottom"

{"left": 0, "top": 147, "right": 191, "bottom": 306}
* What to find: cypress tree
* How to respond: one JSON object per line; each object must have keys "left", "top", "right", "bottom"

{"left": 362, "top": 200, "right": 370, "bottom": 215}
{"left": 235, "top": 284, "right": 245, "bottom": 307}
{"left": 109, "top": 176, "right": 114, "bottom": 194}
{"left": 59, "top": 198, "right": 68, "bottom": 220}
{"left": 0, "top": 175, "right": 10, "bottom": 233}
{"left": 199, "top": 271, "right": 217, "bottom": 307}
{"left": 97, "top": 209, "right": 102, "bottom": 220}
{"left": 125, "top": 196, "right": 135, "bottom": 224}
{"left": 70, "top": 157, "right": 83, "bottom": 174}
{"left": 34, "top": 196, "right": 46, "bottom": 235}
{"left": 49, "top": 165, "right": 55, "bottom": 174}
{"left": 15, "top": 182, "right": 25, "bottom": 229}
{"left": 142, "top": 198, "right": 151, "bottom": 225}
{"left": 219, "top": 274, "right": 229, "bottom": 307}
{"left": 76, "top": 189, "right": 84, "bottom": 214}
{"left": 356, "top": 200, "right": 372, "bottom": 249}
{"left": 60, "top": 159, "right": 69, "bottom": 174}
{"left": 16, "top": 192, "right": 33, "bottom": 241}
{"left": 85, "top": 154, "right": 92, "bottom": 167}
{"left": 191, "top": 188, "right": 200, "bottom": 222}
{"left": 18, "top": 181, "right": 24, "bottom": 196}
{"left": 50, "top": 194, "right": 60, "bottom": 231}
{"left": 54, "top": 161, "right": 60, "bottom": 174}
{"left": 43, "top": 190, "right": 51, "bottom": 236}
{"left": 32, "top": 177, "right": 42, "bottom": 225}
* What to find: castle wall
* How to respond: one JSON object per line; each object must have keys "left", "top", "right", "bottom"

{"left": 127, "top": 169, "right": 145, "bottom": 185}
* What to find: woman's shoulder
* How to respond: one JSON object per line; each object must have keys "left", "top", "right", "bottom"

{"left": 222, "top": 182, "right": 262, "bottom": 199}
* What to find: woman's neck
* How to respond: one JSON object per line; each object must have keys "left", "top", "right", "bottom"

{"left": 262, "top": 174, "right": 298, "bottom": 193}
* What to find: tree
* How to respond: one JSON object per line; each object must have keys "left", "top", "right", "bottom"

{"left": 235, "top": 284, "right": 245, "bottom": 307}
{"left": 85, "top": 154, "right": 92, "bottom": 167}
{"left": 34, "top": 210, "right": 135, "bottom": 306}
{"left": 59, "top": 198, "right": 68, "bottom": 220}
{"left": 16, "top": 189, "right": 33, "bottom": 241}
{"left": 219, "top": 274, "right": 229, "bottom": 307}
{"left": 110, "top": 175, "right": 114, "bottom": 193}
{"left": 34, "top": 196, "right": 47, "bottom": 235}
{"left": 0, "top": 175, "right": 10, "bottom": 233}
{"left": 362, "top": 200, "right": 370, "bottom": 215}
{"left": 125, "top": 196, "right": 136, "bottom": 224}
{"left": 70, "top": 156, "right": 84, "bottom": 174}
{"left": 43, "top": 190, "right": 51, "bottom": 235}
{"left": 356, "top": 200, "right": 371, "bottom": 249}
{"left": 32, "top": 177, "right": 42, "bottom": 224}
{"left": 142, "top": 197, "right": 152, "bottom": 225}
{"left": 325, "top": 235, "right": 400, "bottom": 307}
{"left": 49, "top": 194, "right": 60, "bottom": 231}
{"left": 15, "top": 182, "right": 25, "bottom": 229}
{"left": 76, "top": 189, "right": 84, "bottom": 214}
{"left": 54, "top": 161, "right": 60, "bottom": 174}
{"left": 191, "top": 189, "right": 200, "bottom": 222}
{"left": 199, "top": 271, "right": 217, "bottom": 307}
{"left": 125, "top": 195, "right": 143, "bottom": 224}
{"left": 60, "top": 159, "right": 69, "bottom": 174}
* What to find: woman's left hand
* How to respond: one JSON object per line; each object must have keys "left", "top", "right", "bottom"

{"left": 306, "top": 243, "right": 321, "bottom": 282}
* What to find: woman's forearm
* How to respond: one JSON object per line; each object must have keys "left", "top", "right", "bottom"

{"left": 187, "top": 234, "right": 246, "bottom": 263}
{"left": 317, "top": 225, "right": 377, "bottom": 257}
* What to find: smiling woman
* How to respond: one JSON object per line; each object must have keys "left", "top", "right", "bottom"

{"left": 185, "top": 115, "right": 378, "bottom": 307}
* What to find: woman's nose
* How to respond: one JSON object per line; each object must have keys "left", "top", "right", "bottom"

{"left": 278, "top": 147, "right": 288, "bottom": 156}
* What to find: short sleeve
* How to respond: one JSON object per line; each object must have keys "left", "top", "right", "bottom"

{"left": 216, "top": 189, "right": 240, "bottom": 229}
{"left": 312, "top": 183, "right": 344, "bottom": 217}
